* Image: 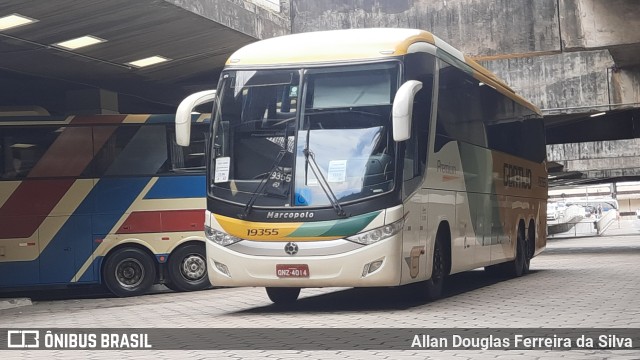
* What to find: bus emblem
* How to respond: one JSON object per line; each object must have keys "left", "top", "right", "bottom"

{"left": 284, "top": 242, "right": 299, "bottom": 255}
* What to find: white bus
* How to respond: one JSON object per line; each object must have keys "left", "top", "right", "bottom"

{"left": 176, "top": 28, "right": 548, "bottom": 304}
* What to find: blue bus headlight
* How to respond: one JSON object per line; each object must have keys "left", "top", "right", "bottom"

{"left": 346, "top": 219, "right": 404, "bottom": 245}
{"left": 205, "top": 226, "right": 243, "bottom": 246}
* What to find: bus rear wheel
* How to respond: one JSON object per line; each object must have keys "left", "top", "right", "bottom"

{"left": 166, "top": 243, "right": 210, "bottom": 292}
{"left": 266, "top": 287, "right": 300, "bottom": 304}
{"left": 103, "top": 247, "right": 155, "bottom": 297}
{"left": 506, "top": 229, "right": 526, "bottom": 278}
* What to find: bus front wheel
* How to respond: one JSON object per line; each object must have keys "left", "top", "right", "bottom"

{"left": 424, "top": 236, "right": 446, "bottom": 300}
{"left": 411, "top": 235, "right": 447, "bottom": 301}
{"left": 266, "top": 287, "right": 300, "bottom": 304}
{"left": 166, "top": 243, "right": 210, "bottom": 292}
{"left": 103, "top": 247, "right": 155, "bottom": 297}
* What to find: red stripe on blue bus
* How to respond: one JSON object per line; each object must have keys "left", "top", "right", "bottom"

{"left": 116, "top": 210, "right": 204, "bottom": 234}
{"left": 0, "top": 179, "right": 75, "bottom": 239}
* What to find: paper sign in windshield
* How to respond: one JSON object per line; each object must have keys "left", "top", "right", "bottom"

{"left": 327, "top": 160, "right": 347, "bottom": 182}
{"left": 214, "top": 157, "right": 230, "bottom": 183}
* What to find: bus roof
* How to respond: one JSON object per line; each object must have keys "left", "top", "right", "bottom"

{"left": 226, "top": 28, "right": 541, "bottom": 115}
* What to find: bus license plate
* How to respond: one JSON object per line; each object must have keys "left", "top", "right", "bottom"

{"left": 276, "top": 264, "right": 309, "bottom": 278}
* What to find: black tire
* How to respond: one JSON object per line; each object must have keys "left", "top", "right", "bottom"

{"left": 103, "top": 247, "right": 155, "bottom": 297}
{"left": 424, "top": 236, "right": 446, "bottom": 300}
{"left": 166, "top": 243, "right": 210, "bottom": 292}
{"left": 524, "top": 222, "right": 535, "bottom": 274}
{"left": 266, "top": 287, "right": 300, "bottom": 304}
{"left": 163, "top": 281, "right": 181, "bottom": 292}
{"left": 506, "top": 229, "right": 526, "bottom": 278}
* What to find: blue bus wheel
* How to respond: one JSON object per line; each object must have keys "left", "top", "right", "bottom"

{"left": 103, "top": 247, "right": 155, "bottom": 297}
{"left": 166, "top": 243, "right": 210, "bottom": 292}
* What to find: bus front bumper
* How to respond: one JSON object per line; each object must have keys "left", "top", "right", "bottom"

{"left": 206, "top": 236, "right": 402, "bottom": 288}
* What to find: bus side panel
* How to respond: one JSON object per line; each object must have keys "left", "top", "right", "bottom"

{"left": 70, "top": 177, "right": 152, "bottom": 282}
{"left": 454, "top": 191, "right": 477, "bottom": 272}
{"left": 400, "top": 192, "right": 427, "bottom": 285}
{"left": 0, "top": 178, "right": 89, "bottom": 286}
{"left": 491, "top": 150, "right": 548, "bottom": 262}
{"left": 39, "top": 215, "right": 92, "bottom": 284}
{"left": 71, "top": 175, "right": 206, "bottom": 283}
{"left": 425, "top": 188, "right": 457, "bottom": 276}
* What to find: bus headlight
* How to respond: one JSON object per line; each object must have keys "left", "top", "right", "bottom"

{"left": 346, "top": 219, "right": 404, "bottom": 245}
{"left": 205, "top": 226, "right": 242, "bottom": 246}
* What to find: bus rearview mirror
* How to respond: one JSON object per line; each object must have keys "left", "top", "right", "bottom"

{"left": 176, "top": 90, "right": 217, "bottom": 146}
{"left": 392, "top": 80, "right": 422, "bottom": 142}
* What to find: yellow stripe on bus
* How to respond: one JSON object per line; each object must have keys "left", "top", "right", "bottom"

{"left": 214, "top": 214, "right": 302, "bottom": 240}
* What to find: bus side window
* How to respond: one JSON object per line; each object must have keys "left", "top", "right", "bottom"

{"left": 403, "top": 52, "right": 435, "bottom": 195}
{"left": 93, "top": 125, "right": 170, "bottom": 176}
{"left": 435, "top": 61, "right": 487, "bottom": 151}
{"left": 169, "top": 124, "right": 208, "bottom": 172}
{"left": 0, "top": 127, "right": 60, "bottom": 180}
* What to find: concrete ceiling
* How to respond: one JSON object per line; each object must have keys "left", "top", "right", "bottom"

{"left": 0, "top": 0, "right": 256, "bottom": 114}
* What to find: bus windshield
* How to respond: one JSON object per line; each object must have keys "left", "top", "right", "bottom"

{"left": 209, "top": 62, "right": 399, "bottom": 209}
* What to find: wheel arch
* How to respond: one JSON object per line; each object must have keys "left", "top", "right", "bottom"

{"left": 166, "top": 236, "right": 205, "bottom": 254}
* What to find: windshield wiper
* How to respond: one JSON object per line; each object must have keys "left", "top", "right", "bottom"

{"left": 239, "top": 149, "right": 287, "bottom": 219}
{"left": 306, "top": 108, "right": 382, "bottom": 118}
{"left": 239, "top": 125, "right": 291, "bottom": 219}
{"left": 303, "top": 124, "right": 347, "bottom": 218}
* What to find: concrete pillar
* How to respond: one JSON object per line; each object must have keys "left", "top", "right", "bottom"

{"left": 280, "top": 0, "right": 290, "bottom": 17}
{"left": 65, "top": 88, "right": 118, "bottom": 115}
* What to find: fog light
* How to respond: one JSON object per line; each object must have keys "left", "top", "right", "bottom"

{"left": 361, "top": 257, "right": 385, "bottom": 277}
{"left": 214, "top": 261, "right": 230, "bottom": 277}
{"left": 369, "top": 259, "right": 384, "bottom": 273}
{"left": 361, "top": 264, "right": 370, "bottom": 277}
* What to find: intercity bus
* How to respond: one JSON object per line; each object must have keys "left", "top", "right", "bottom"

{"left": 176, "top": 28, "right": 548, "bottom": 304}
{"left": 0, "top": 113, "right": 210, "bottom": 296}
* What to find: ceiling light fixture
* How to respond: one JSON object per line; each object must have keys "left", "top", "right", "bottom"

{"left": 10, "top": 143, "right": 36, "bottom": 149}
{"left": 55, "top": 35, "right": 106, "bottom": 50}
{"left": 126, "top": 56, "right": 170, "bottom": 68}
{"left": 590, "top": 112, "right": 606, "bottom": 118}
{"left": 0, "top": 13, "right": 38, "bottom": 31}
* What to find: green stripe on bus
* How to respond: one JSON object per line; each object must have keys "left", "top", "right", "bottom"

{"left": 288, "top": 211, "right": 381, "bottom": 238}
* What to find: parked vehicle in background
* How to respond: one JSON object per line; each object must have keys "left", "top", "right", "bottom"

{"left": 547, "top": 203, "right": 559, "bottom": 221}
{"left": 556, "top": 202, "right": 567, "bottom": 215}
{"left": 0, "top": 113, "right": 210, "bottom": 297}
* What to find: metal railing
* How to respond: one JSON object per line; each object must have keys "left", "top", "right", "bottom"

{"left": 548, "top": 205, "right": 618, "bottom": 237}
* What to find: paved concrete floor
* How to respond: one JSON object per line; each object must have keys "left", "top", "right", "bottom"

{"left": 1, "top": 222, "right": 639, "bottom": 359}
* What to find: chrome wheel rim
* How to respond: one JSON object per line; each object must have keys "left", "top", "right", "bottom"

{"left": 180, "top": 254, "right": 206, "bottom": 281}
{"left": 115, "top": 258, "right": 144, "bottom": 289}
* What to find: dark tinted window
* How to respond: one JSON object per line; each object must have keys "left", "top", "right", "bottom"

{"left": 435, "top": 62, "right": 486, "bottom": 151}
{"left": 403, "top": 52, "right": 435, "bottom": 193}
{"left": 0, "top": 126, "right": 96, "bottom": 180}
{"left": 92, "top": 125, "right": 169, "bottom": 176}
{"left": 435, "top": 60, "right": 545, "bottom": 162}
{"left": 169, "top": 124, "right": 208, "bottom": 172}
{"left": 1, "top": 122, "right": 208, "bottom": 180}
